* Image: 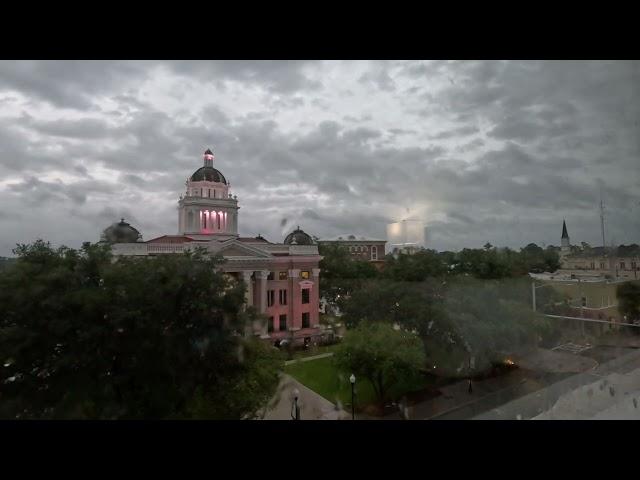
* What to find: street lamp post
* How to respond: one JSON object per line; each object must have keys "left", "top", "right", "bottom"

{"left": 291, "top": 388, "right": 300, "bottom": 420}
{"left": 350, "top": 374, "right": 356, "bottom": 420}
{"left": 532, "top": 281, "right": 554, "bottom": 312}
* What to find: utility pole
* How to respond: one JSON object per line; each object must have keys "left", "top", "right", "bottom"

{"left": 532, "top": 281, "right": 536, "bottom": 312}
{"left": 600, "top": 191, "right": 606, "bottom": 250}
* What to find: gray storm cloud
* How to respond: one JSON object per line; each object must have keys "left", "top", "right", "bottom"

{"left": 0, "top": 60, "right": 638, "bottom": 256}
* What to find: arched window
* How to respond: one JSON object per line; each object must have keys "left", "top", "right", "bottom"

{"left": 371, "top": 246, "right": 378, "bottom": 260}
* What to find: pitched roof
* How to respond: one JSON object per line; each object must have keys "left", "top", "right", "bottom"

{"left": 146, "top": 235, "right": 195, "bottom": 244}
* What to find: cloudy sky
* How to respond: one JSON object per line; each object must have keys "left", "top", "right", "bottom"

{"left": 0, "top": 60, "right": 638, "bottom": 256}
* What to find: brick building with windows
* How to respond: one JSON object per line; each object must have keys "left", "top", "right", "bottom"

{"left": 317, "top": 234, "right": 387, "bottom": 270}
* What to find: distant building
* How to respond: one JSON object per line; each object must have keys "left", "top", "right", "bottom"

{"left": 386, "top": 218, "right": 426, "bottom": 257}
{"left": 531, "top": 273, "right": 625, "bottom": 326}
{"left": 557, "top": 220, "right": 639, "bottom": 281}
{"left": 98, "top": 149, "right": 325, "bottom": 347}
{"left": 317, "top": 234, "right": 387, "bottom": 269}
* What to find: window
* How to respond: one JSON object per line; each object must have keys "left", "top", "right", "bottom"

{"left": 267, "top": 271, "right": 275, "bottom": 280}
{"left": 620, "top": 262, "right": 626, "bottom": 270}
{"left": 208, "top": 189, "right": 211, "bottom": 198}
{"left": 302, "top": 312, "right": 310, "bottom": 328}
{"left": 267, "top": 290, "right": 275, "bottom": 307}
{"left": 279, "top": 314, "right": 287, "bottom": 331}
{"left": 279, "top": 289, "right": 287, "bottom": 305}
{"left": 581, "top": 297, "right": 587, "bottom": 307}
{"left": 279, "top": 271, "right": 288, "bottom": 280}
{"left": 590, "top": 261, "right": 595, "bottom": 269}
{"left": 268, "top": 317, "right": 274, "bottom": 333}
{"left": 600, "top": 262, "right": 606, "bottom": 269}
{"left": 632, "top": 261, "right": 637, "bottom": 270}
{"left": 301, "top": 270, "right": 310, "bottom": 279}
{"left": 301, "top": 288, "right": 310, "bottom": 304}
{"left": 213, "top": 190, "right": 216, "bottom": 198}
{"left": 371, "top": 246, "right": 378, "bottom": 260}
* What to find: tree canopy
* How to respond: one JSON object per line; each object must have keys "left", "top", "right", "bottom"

{"left": 0, "top": 240, "right": 282, "bottom": 419}
{"left": 333, "top": 322, "right": 426, "bottom": 403}
{"left": 617, "top": 281, "right": 640, "bottom": 331}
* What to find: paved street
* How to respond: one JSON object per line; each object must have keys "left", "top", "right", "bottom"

{"left": 533, "top": 368, "right": 640, "bottom": 419}
{"left": 474, "top": 348, "right": 640, "bottom": 420}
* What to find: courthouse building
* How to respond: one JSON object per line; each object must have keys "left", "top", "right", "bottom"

{"left": 99, "top": 149, "right": 323, "bottom": 346}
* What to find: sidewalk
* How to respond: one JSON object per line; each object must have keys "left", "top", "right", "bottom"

{"left": 284, "top": 352, "right": 334, "bottom": 366}
{"left": 261, "top": 374, "right": 350, "bottom": 420}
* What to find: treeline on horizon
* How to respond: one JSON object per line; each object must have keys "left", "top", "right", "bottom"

{"left": 320, "top": 242, "right": 562, "bottom": 283}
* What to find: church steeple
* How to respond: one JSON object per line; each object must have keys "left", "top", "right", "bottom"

{"left": 561, "top": 219, "right": 570, "bottom": 253}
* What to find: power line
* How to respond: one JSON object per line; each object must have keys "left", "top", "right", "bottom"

{"left": 600, "top": 189, "right": 606, "bottom": 249}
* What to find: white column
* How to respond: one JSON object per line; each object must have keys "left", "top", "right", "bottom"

{"left": 242, "top": 271, "right": 253, "bottom": 308}
{"left": 256, "top": 270, "right": 270, "bottom": 338}
{"left": 256, "top": 270, "right": 269, "bottom": 314}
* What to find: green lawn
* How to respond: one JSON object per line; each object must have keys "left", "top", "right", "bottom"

{"left": 284, "top": 356, "right": 433, "bottom": 411}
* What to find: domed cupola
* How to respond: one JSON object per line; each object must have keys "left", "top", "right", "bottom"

{"left": 178, "top": 148, "right": 239, "bottom": 237}
{"left": 100, "top": 218, "right": 143, "bottom": 244}
{"left": 284, "top": 226, "right": 314, "bottom": 245}
{"left": 189, "top": 148, "right": 227, "bottom": 184}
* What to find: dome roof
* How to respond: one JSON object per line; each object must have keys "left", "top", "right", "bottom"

{"left": 284, "top": 226, "right": 314, "bottom": 245}
{"left": 190, "top": 166, "right": 227, "bottom": 184}
{"left": 101, "top": 218, "right": 143, "bottom": 244}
